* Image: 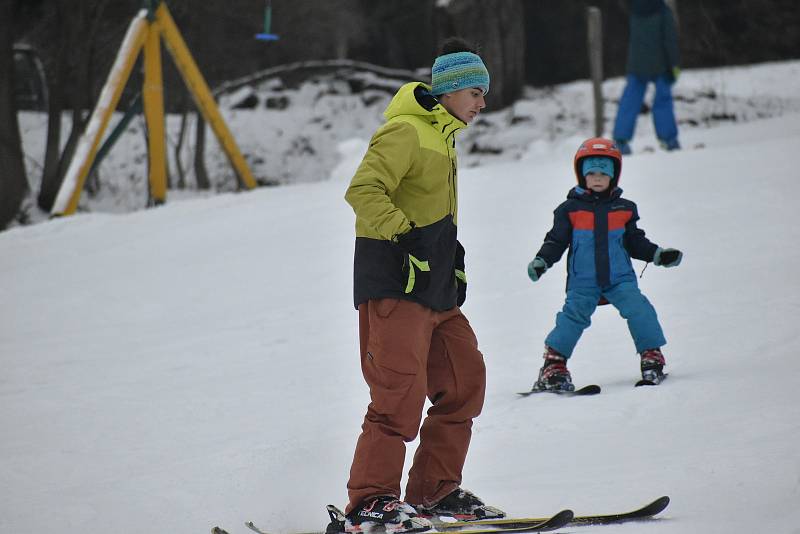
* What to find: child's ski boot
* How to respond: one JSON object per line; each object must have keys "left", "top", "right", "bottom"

{"left": 532, "top": 347, "right": 575, "bottom": 392}
{"left": 639, "top": 348, "right": 667, "bottom": 385}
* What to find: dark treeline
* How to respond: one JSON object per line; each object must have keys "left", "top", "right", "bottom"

{"left": 10, "top": 0, "right": 800, "bottom": 112}
{"left": 2, "top": 0, "right": 799, "bottom": 228}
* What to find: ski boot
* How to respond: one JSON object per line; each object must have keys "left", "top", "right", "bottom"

{"left": 344, "top": 496, "right": 432, "bottom": 534}
{"left": 415, "top": 488, "right": 505, "bottom": 521}
{"left": 640, "top": 348, "right": 667, "bottom": 384}
{"left": 532, "top": 347, "right": 575, "bottom": 392}
{"left": 614, "top": 139, "right": 632, "bottom": 155}
{"left": 659, "top": 138, "right": 681, "bottom": 151}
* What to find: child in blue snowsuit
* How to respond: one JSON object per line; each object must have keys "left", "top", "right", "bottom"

{"left": 526, "top": 138, "right": 682, "bottom": 390}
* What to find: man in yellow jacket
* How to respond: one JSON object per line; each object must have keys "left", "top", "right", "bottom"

{"left": 343, "top": 38, "right": 503, "bottom": 533}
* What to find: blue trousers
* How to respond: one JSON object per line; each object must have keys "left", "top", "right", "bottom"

{"left": 545, "top": 281, "right": 666, "bottom": 358}
{"left": 612, "top": 74, "right": 678, "bottom": 143}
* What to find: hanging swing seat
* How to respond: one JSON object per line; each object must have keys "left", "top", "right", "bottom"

{"left": 255, "top": 1, "right": 279, "bottom": 41}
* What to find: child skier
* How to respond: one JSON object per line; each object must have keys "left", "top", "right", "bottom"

{"left": 526, "top": 137, "right": 682, "bottom": 391}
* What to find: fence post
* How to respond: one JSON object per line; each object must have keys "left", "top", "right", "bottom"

{"left": 586, "top": 6, "right": 604, "bottom": 137}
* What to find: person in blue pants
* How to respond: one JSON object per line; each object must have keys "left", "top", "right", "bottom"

{"left": 526, "top": 138, "right": 683, "bottom": 390}
{"left": 612, "top": 0, "right": 681, "bottom": 154}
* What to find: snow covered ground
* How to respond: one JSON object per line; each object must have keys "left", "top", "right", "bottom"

{"left": 14, "top": 60, "right": 800, "bottom": 220}
{"left": 2, "top": 61, "right": 800, "bottom": 534}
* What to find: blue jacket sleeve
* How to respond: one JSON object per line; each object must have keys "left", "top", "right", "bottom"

{"left": 536, "top": 203, "right": 572, "bottom": 267}
{"left": 623, "top": 203, "right": 659, "bottom": 261}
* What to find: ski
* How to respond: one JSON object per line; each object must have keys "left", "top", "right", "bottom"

{"left": 244, "top": 506, "right": 573, "bottom": 534}
{"left": 635, "top": 373, "right": 669, "bottom": 387}
{"left": 432, "top": 495, "right": 669, "bottom": 529}
{"left": 246, "top": 520, "right": 269, "bottom": 534}
{"left": 212, "top": 527, "right": 231, "bottom": 534}
{"left": 517, "top": 384, "right": 601, "bottom": 397}
{"left": 239, "top": 495, "right": 667, "bottom": 534}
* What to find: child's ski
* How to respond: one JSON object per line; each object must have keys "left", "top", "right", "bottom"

{"left": 517, "top": 384, "right": 601, "bottom": 397}
{"left": 635, "top": 373, "right": 669, "bottom": 387}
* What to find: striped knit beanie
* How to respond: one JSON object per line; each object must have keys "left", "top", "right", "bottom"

{"left": 430, "top": 51, "right": 490, "bottom": 96}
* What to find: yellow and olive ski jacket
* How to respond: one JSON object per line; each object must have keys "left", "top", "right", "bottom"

{"left": 345, "top": 82, "right": 468, "bottom": 311}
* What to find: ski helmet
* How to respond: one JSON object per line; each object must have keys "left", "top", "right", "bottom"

{"left": 573, "top": 137, "right": 623, "bottom": 189}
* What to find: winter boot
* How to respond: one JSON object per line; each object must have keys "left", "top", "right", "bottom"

{"left": 532, "top": 347, "right": 574, "bottom": 392}
{"left": 415, "top": 488, "right": 505, "bottom": 521}
{"left": 640, "top": 348, "right": 666, "bottom": 382}
{"left": 614, "top": 139, "right": 632, "bottom": 155}
{"left": 345, "top": 496, "right": 432, "bottom": 534}
{"left": 659, "top": 138, "right": 681, "bottom": 151}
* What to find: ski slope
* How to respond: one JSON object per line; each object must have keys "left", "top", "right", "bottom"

{"left": 3, "top": 82, "right": 800, "bottom": 534}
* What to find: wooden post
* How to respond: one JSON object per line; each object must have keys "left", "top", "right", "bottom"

{"left": 51, "top": 11, "right": 148, "bottom": 216}
{"left": 156, "top": 3, "right": 257, "bottom": 190}
{"left": 143, "top": 18, "right": 167, "bottom": 204}
{"left": 586, "top": 6, "right": 604, "bottom": 137}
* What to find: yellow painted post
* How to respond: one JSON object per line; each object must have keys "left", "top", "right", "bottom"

{"left": 51, "top": 12, "right": 149, "bottom": 216}
{"left": 155, "top": 3, "right": 257, "bottom": 190}
{"left": 143, "top": 18, "right": 168, "bottom": 204}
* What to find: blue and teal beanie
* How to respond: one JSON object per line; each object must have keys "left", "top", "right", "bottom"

{"left": 430, "top": 51, "right": 490, "bottom": 96}
{"left": 581, "top": 156, "right": 615, "bottom": 178}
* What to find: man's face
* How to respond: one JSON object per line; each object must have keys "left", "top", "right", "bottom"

{"left": 439, "top": 87, "right": 486, "bottom": 123}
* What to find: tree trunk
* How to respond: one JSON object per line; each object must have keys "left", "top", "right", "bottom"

{"left": 38, "top": 0, "right": 110, "bottom": 211}
{"left": 174, "top": 93, "right": 189, "bottom": 190}
{"left": 194, "top": 113, "right": 210, "bottom": 190}
{"left": 0, "top": 0, "right": 28, "bottom": 229}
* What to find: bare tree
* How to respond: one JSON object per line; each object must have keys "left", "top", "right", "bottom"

{"left": 436, "top": 0, "right": 525, "bottom": 110}
{"left": 0, "top": 0, "right": 28, "bottom": 229}
{"left": 36, "top": 0, "right": 113, "bottom": 212}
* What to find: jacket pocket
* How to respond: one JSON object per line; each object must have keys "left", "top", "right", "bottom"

{"left": 373, "top": 298, "right": 400, "bottom": 318}
{"left": 363, "top": 347, "right": 421, "bottom": 415}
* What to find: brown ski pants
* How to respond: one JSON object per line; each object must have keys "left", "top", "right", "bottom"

{"left": 346, "top": 298, "right": 486, "bottom": 513}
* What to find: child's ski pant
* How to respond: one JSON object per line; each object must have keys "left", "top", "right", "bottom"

{"left": 544, "top": 281, "right": 666, "bottom": 358}
{"left": 613, "top": 74, "right": 679, "bottom": 143}
{"left": 346, "top": 298, "right": 486, "bottom": 513}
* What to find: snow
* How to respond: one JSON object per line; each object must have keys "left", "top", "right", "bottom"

{"left": 3, "top": 61, "right": 800, "bottom": 533}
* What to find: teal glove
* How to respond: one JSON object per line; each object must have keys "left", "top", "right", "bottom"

{"left": 653, "top": 247, "right": 682, "bottom": 268}
{"left": 527, "top": 257, "right": 548, "bottom": 282}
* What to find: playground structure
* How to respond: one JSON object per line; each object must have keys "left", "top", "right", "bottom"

{"left": 51, "top": 1, "right": 258, "bottom": 216}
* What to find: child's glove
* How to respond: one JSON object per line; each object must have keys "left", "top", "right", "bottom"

{"left": 527, "top": 257, "right": 548, "bottom": 282}
{"left": 654, "top": 247, "right": 682, "bottom": 267}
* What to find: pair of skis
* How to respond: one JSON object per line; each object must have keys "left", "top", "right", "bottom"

{"left": 216, "top": 495, "right": 669, "bottom": 534}
{"left": 519, "top": 373, "right": 669, "bottom": 397}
